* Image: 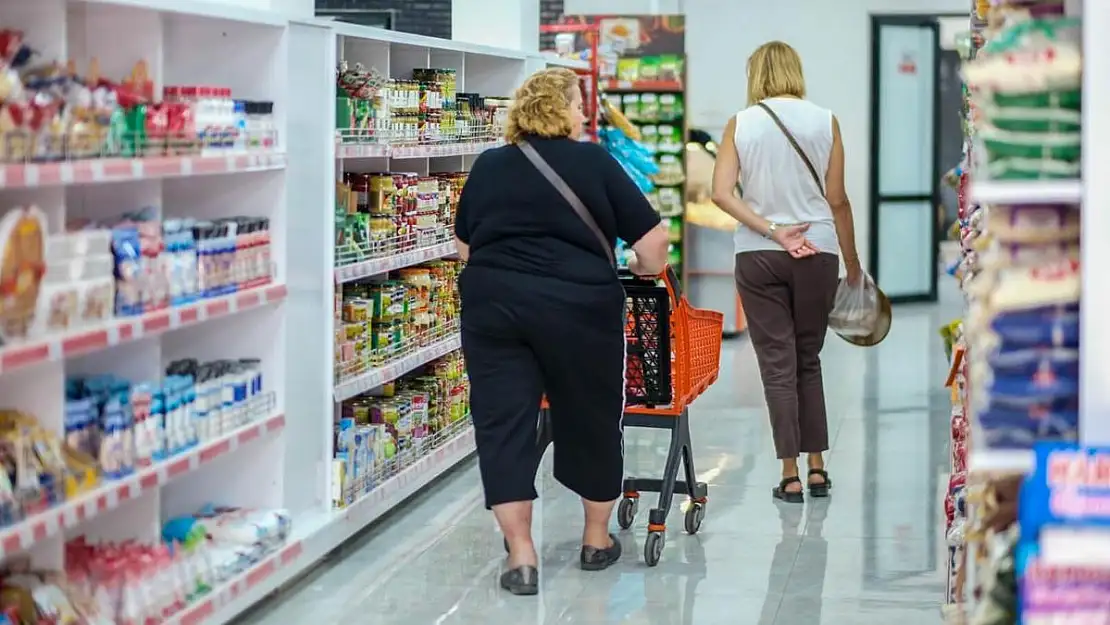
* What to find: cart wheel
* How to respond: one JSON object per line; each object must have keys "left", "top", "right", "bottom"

{"left": 684, "top": 502, "right": 705, "bottom": 535}
{"left": 644, "top": 531, "right": 665, "bottom": 567}
{"left": 617, "top": 498, "right": 637, "bottom": 530}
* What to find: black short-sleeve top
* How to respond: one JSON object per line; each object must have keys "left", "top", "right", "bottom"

{"left": 454, "top": 136, "right": 661, "bottom": 285}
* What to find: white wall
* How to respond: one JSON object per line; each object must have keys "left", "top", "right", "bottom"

{"left": 201, "top": 0, "right": 314, "bottom": 18}
{"left": 454, "top": 0, "right": 540, "bottom": 52}
{"left": 564, "top": 0, "right": 969, "bottom": 269}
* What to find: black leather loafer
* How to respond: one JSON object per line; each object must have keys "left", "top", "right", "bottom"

{"left": 580, "top": 533, "right": 622, "bottom": 571}
{"left": 500, "top": 565, "right": 539, "bottom": 595}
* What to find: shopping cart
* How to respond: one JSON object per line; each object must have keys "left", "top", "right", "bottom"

{"left": 505, "top": 266, "right": 724, "bottom": 566}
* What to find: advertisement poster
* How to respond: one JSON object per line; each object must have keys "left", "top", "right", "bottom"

{"left": 542, "top": 14, "right": 686, "bottom": 81}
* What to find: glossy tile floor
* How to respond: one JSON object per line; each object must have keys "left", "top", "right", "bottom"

{"left": 238, "top": 293, "right": 960, "bottom": 625}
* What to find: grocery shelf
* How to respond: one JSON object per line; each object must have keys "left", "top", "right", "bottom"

{"left": 970, "top": 179, "right": 1082, "bottom": 204}
{"left": 543, "top": 54, "right": 591, "bottom": 71}
{"left": 0, "top": 411, "right": 286, "bottom": 559}
{"left": 0, "top": 152, "right": 287, "bottom": 190}
{"left": 602, "top": 79, "right": 684, "bottom": 92}
{"left": 0, "top": 283, "right": 288, "bottom": 375}
{"left": 336, "top": 140, "right": 502, "bottom": 160}
{"left": 76, "top": 0, "right": 288, "bottom": 26}
{"left": 968, "top": 449, "right": 1034, "bottom": 474}
{"left": 335, "top": 241, "right": 457, "bottom": 283}
{"left": 175, "top": 425, "right": 476, "bottom": 625}
{"left": 333, "top": 331, "right": 462, "bottom": 402}
{"left": 165, "top": 540, "right": 305, "bottom": 625}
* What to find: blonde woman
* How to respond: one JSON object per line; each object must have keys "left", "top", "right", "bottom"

{"left": 454, "top": 68, "right": 669, "bottom": 594}
{"left": 711, "top": 41, "right": 862, "bottom": 503}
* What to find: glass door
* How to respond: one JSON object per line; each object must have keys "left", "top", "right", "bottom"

{"left": 869, "top": 17, "right": 941, "bottom": 302}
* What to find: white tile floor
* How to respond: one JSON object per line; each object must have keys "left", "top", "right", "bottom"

{"left": 236, "top": 290, "right": 961, "bottom": 625}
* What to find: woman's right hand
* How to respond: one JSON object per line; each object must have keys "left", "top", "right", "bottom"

{"left": 771, "top": 223, "right": 819, "bottom": 259}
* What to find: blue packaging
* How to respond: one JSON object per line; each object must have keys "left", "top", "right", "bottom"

{"left": 1019, "top": 444, "right": 1110, "bottom": 623}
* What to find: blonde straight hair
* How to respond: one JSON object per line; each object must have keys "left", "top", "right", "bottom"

{"left": 746, "top": 41, "right": 807, "bottom": 106}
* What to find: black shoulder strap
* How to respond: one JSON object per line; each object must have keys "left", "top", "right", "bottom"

{"left": 756, "top": 102, "right": 826, "bottom": 196}
{"left": 517, "top": 140, "right": 617, "bottom": 267}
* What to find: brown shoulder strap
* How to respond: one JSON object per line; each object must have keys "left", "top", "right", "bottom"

{"left": 517, "top": 140, "right": 617, "bottom": 267}
{"left": 756, "top": 102, "right": 825, "bottom": 196}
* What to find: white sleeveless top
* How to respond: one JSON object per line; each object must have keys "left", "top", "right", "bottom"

{"left": 732, "top": 97, "right": 838, "bottom": 255}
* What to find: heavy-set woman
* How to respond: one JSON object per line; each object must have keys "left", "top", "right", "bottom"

{"left": 454, "top": 67, "right": 670, "bottom": 594}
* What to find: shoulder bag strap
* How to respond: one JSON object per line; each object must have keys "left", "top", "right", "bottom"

{"left": 756, "top": 102, "right": 826, "bottom": 196}
{"left": 517, "top": 140, "right": 617, "bottom": 267}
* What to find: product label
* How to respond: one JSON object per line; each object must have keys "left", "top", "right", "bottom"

{"left": 1023, "top": 443, "right": 1110, "bottom": 531}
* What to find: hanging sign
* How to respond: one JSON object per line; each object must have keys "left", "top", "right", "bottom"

{"left": 898, "top": 54, "right": 918, "bottom": 75}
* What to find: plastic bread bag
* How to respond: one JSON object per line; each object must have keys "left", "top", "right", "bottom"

{"left": 984, "top": 204, "right": 1079, "bottom": 244}
{"left": 827, "top": 274, "right": 881, "bottom": 337}
{"left": 965, "top": 257, "right": 1079, "bottom": 311}
{"left": 989, "top": 304, "right": 1078, "bottom": 348}
{"left": 979, "top": 239, "right": 1078, "bottom": 271}
{"left": 964, "top": 18, "right": 1081, "bottom": 97}
{"left": 985, "top": 154, "right": 1080, "bottom": 180}
{"left": 981, "top": 104, "right": 1081, "bottom": 133}
{"left": 979, "top": 126, "right": 1079, "bottom": 164}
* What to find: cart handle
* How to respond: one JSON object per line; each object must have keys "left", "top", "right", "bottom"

{"left": 618, "top": 264, "right": 684, "bottom": 307}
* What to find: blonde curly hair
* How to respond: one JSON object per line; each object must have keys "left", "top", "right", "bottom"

{"left": 505, "top": 67, "right": 580, "bottom": 144}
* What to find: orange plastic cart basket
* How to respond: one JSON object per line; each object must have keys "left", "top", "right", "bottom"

{"left": 626, "top": 265, "right": 723, "bottom": 416}
{"left": 539, "top": 266, "right": 723, "bottom": 416}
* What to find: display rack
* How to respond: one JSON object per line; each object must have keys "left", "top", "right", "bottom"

{"left": 0, "top": 3, "right": 547, "bottom": 621}
{"left": 540, "top": 15, "right": 689, "bottom": 279}
{"left": 0, "top": 0, "right": 291, "bottom": 622}
{"left": 539, "top": 23, "right": 600, "bottom": 140}
{"left": 943, "top": 0, "right": 1089, "bottom": 621}
{"left": 274, "top": 20, "right": 542, "bottom": 625}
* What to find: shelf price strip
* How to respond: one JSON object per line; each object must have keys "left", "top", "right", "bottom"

{"left": 0, "top": 284, "right": 288, "bottom": 375}
{"left": 0, "top": 153, "right": 287, "bottom": 190}
{"left": 335, "top": 140, "right": 503, "bottom": 160}
{"left": 335, "top": 241, "right": 457, "bottom": 283}
{"left": 0, "top": 414, "right": 286, "bottom": 559}
{"left": 170, "top": 540, "right": 305, "bottom": 625}
{"left": 333, "top": 333, "right": 462, "bottom": 402}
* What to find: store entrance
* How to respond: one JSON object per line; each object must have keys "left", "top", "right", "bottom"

{"left": 868, "top": 15, "right": 942, "bottom": 304}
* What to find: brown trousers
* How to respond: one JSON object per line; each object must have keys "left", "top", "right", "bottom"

{"left": 734, "top": 251, "right": 840, "bottom": 459}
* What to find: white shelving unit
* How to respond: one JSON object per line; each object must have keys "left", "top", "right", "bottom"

{"left": 1080, "top": 0, "right": 1108, "bottom": 445}
{"left": 962, "top": 1, "right": 1088, "bottom": 478}
{"left": 0, "top": 3, "right": 544, "bottom": 622}
{"left": 0, "top": 0, "right": 290, "bottom": 604}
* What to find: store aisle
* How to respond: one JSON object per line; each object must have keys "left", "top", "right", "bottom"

{"left": 236, "top": 296, "right": 958, "bottom": 625}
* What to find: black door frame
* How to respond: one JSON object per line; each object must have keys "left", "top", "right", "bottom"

{"left": 868, "top": 14, "right": 959, "bottom": 304}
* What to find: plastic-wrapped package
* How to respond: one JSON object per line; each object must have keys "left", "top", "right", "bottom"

{"left": 828, "top": 275, "right": 881, "bottom": 337}
{"left": 984, "top": 204, "right": 1079, "bottom": 243}
{"left": 989, "top": 304, "right": 1078, "bottom": 348}
{"left": 976, "top": 406, "right": 1077, "bottom": 448}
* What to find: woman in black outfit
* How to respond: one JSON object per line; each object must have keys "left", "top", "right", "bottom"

{"left": 455, "top": 68, "right": 669, "bottom": 595}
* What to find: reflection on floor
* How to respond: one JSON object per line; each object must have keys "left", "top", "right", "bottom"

{"left": 236, "top": 297, "right": 959, "bottom": 625}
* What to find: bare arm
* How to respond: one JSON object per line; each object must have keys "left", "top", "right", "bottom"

{"left": 628, "top": 224, "right": 669, "bottom": 275}
{"left": 711, "top": 117, "right": 773, "bottom": 235}
{"left": 712, "top": 116, "right": 816, "bottom": 257}
{"left": 454, "top": 237, "right": 470, "bottom": 262}
{"left": 826, "top": 116, "right": 861, "bottom": 276}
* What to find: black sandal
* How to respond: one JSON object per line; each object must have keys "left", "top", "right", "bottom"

{"left": 772, "top": 476, "right": 804, "bottom": 503}
{"left": 808, "top": 469, "right": 832, "bottom": 497}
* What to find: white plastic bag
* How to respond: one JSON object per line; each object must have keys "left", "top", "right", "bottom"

{"left": 828, "top": 274, "right": 881, "bottom": 337}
